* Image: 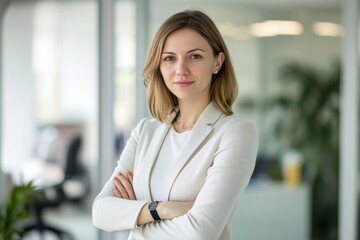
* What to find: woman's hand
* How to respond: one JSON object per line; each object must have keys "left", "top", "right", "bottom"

{"left": 113, "top": 171, "right": 137, "bottom": 200}
{"left": 113, "top": 171, "right": 194, "bottom": 225}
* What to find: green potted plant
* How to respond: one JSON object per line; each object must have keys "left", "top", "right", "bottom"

{"left": 0, "top": 181, "right": 36, "bottom": 240}
{"left": 264, "top": 60, "right": 340, "bottom": 240}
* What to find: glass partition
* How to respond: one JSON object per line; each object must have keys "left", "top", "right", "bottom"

{"left": 1, "top": 1, "right": 98, "bottom": 239}
{"left": 114, "top": 0, "right": 137, "bottom": 157}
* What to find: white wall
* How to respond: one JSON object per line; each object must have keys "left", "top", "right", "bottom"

{"left": 1, "top": 2, "right": 36, "bottom": 180}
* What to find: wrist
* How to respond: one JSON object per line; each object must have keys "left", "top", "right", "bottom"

{"left": 156, "top": 201, "right": 168, "bottom": 220}
{"left": 148, "top": 201, "right": 161, "bottom": 221}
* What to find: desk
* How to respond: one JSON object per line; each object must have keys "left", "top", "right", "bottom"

{"left": 19, "top": 158, "right": 64, "bottom": 187}
{"left": 232, "top": 181, "right": 311, "bottom": 240}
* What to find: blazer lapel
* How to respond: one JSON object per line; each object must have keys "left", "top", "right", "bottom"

{"left": 164, "top": 102, "right": 223, "bottom": 199}
{"left": 140, "top": 108, "right": 179, "bottom": 200}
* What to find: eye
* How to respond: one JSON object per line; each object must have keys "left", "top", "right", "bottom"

{"left": 190, "top": 54, "right": 202, "bottom": 60}
{"left": 163, "top": 55, "right": 175, "bottom": 62}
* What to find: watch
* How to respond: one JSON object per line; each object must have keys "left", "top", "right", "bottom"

{"left": 148, "top": 201, "right": 161, "bottom": 221}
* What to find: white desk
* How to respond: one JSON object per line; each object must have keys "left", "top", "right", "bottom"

{"left": 19, "top": 158, "right": 64, "bottom": 187}
{"left": 232, "top": 181, "right": 311, "bottom": 240}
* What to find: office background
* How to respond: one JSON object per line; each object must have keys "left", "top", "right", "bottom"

{"left": 0, "top": 0, "right": 358, "bottom": 239}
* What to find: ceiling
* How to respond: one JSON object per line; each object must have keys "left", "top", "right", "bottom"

{"left": 166, "top": 0, "right": 341, "bottom": 10}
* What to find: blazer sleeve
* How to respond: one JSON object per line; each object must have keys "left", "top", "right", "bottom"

{"left": 92, "top": 119, "right": 149, "bottom": 232}
{"left": 131, "top": 120, "right": 258, "bottom": 240}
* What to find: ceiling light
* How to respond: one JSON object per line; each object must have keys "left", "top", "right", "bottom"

{"left": 313, "top": 22, "right": 342, "bottom": 37}
{"left": 250, "top": 20, "right": 303, "bottom": 37}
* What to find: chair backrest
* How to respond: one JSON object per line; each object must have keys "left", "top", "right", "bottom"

{"left": 64, "top": 135, "right": 82, "bottom": 178}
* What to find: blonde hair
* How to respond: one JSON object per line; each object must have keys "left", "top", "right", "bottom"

{"left": 143, "top": 10, "right": 238, "bottom": 123}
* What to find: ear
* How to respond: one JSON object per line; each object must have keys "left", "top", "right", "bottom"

{"left": 213, "top": 52, "right": 225, "bottom": 74}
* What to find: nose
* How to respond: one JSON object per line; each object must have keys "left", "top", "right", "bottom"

{"left": 175, "top": 59, "right": 189, "bottom": 76}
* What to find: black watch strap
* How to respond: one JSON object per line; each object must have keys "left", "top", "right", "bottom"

{"left": 148, "top": 201, "right": 161, "bottom": 221}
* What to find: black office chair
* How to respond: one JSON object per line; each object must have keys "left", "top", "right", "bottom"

{"left": 22, "top": 135, "right": 87, "bottom": 240}
{"left": 62, "top": 135, "right": 88, "bottom": 203}
{"left": 23, "top": 185, "right": 73, "bottom": 239}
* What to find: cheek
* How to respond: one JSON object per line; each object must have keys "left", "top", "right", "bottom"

{"left": 160, "top": 68, "right": 171, "bottom": 88}
{"left": 160, "top": 66, "right": 171, "bottom": 81}
{"left": 196, "top": 62, "right": 214, "bottom": 77}
{"left": 199, "top": 68, "right": 214, "bottom": 82}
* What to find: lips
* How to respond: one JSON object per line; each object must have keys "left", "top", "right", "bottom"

{"left": 174, "top": 81, "right": 194, "bottom": 87}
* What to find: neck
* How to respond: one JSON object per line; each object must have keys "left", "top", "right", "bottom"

{"left": 173, "top": 98, "right": 210, "bottom": 132}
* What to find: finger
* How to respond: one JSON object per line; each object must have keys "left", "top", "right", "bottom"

{"left": 112, "top": 177, "right": 124, "bottom": 198}
{"left": 118, "top": 173, "right": 136, "bottom": 200}
{"left": 113, "top": 185, "right": 122, "bottom": 198}
{"left": 127, "top": 185, "right": 136, "bottom": 200}
{"left": 126, "top": 172, "right": 137, "bottom": 200}
{"left": 128, "top": 171, "right": 134, "bottom": 185}
{"left": 114, "top": 176, "right": 130, "bottom": 199}
{"left": 112, "top": 178, "right": 123, "bottom": 198}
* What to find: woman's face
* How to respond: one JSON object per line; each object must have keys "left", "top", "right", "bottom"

{"left": 160, "top": 28, "right": 224, "bottom": 103}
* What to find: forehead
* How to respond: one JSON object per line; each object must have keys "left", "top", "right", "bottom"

{"left": 162, "top": 28, "right": 212, "bottom": 51}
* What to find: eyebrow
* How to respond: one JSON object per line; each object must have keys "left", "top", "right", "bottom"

{"left": 162, "top": 48, "right": 206, "bottom": 55}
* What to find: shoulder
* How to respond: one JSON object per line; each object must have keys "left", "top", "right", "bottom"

{"left": 216, "top": 115, "right": 258, "bottom": 157}
{"left": 133, "top": 117, "right": 164, "bottom": 136}
{"left": 219, "top": 114, "right": 259, "bottom": 149}
{"left": 217, "top": 114, "right": 258, "bottom": 138}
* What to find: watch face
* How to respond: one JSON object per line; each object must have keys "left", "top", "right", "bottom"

{"left": 149, "top": 201, "right": 157, "bottom": 211}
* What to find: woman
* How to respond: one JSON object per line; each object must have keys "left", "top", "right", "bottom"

{"left": 92, "top": 9, "right": 258, "bottom": 240}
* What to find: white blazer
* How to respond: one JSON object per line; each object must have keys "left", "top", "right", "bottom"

{"left": 92, "top": 102, "right": 258, "bottom": 240}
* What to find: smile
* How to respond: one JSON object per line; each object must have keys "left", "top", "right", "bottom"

{"left": 174, "top": 81, "right": 194, "bottom": 87}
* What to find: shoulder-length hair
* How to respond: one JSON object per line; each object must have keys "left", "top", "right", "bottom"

{"left": 143, "top": 9, "right": 238, "bottom": 123}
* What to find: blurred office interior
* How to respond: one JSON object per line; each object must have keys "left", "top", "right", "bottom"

{"left": 0, "top": 0, "right": 358, "bottom": 239}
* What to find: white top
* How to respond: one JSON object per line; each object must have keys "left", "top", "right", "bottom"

{"left": 150, "top": 128, "right": 191, "bottom": 200}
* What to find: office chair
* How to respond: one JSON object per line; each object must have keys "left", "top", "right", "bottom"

{"left": 22, "top": 135, "right": 87, "bottom": 240}
{"left": 62, "top": 135, "right": 88, "bottom": 203}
